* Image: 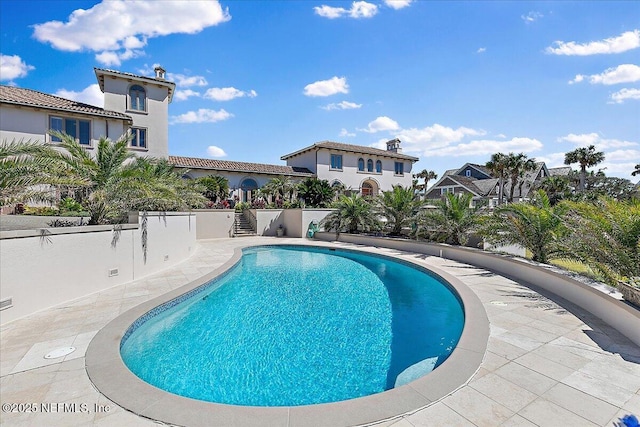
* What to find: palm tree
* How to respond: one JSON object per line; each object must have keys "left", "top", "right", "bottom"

{"left": 505, "top": 153, "right": 537, "bottom": 203}
{"left": 415, "top": 192, "right": 484, "bottom": 245}
{"left": 197, "top": 175, "right": 229, "bottom": 202}
{"left": 297, "top": 177, "right": 335, "bottom": 208}
{"left": 413, "top": 169, "right": 438, "bottom": 199}
{"left": 320, "top": 194, "right": 380, "bottom": 235}
{"left": 377, "top": 185, "right": 422, "bottom": 235}
{"left": 0, "top": 139, "right": 84, "bottom": 207}
{"left": 564, "top": 145, "right": 605, "bottom": 192}
{"left": 486, "top": 153, "right": 509, "bottom": 205}
{"left": 262, "top": 176, "right": 296, "bottom": 202}
{"left": 632, "top": 164, "right": 640, "bottom": 177}
{"left": 536, "top": 176, "right": 570, "bottom": 205}
{"left": 560, "top": 197, "right": 640, "bottom": 284}
{"left": 479, "top": 190, "right": 567, "bottom": 263}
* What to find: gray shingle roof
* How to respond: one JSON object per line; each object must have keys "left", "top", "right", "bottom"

{"left": 280, "top": 140, "right": 419, "bottom": 161}
{"left": 548, "top": 166, "right": 572, "bottom": 176}
{"left": 0, "top": 85, "right": 132, "bottom": 121}
{"left": 169, "top": 156, "right": 314, "bottom": 177}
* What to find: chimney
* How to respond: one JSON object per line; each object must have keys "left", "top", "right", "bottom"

{"left": 386, "top": 138, "right": 402, "bottom": 153}
{"left": 154, "top": 66, "right": 166, "bottom": 80}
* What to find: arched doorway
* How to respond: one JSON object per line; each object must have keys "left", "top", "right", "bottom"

{"left": 240, "top": 178, "right": 258, "bottom": 203}
{"left": 361, "top": 179, "right": 379, "bottom": 197}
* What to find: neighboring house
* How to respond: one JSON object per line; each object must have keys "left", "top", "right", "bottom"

{"left": 281, "top": 139, "right": 419, "bottom": 196}
{"left": 0, "top": 66, "right": 174, "bottom": 159}
{"left": 169, "top": 156, "right": 313, "bottom": 202}
{"left": 426, "top": 162, "right": 570, "bottom": 207}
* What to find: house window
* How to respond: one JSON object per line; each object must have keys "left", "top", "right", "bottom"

{"left": 49, "top": 116, "right": 91, "bottom": 145}
{"left": 367, "top": 159, "right": 374, "bottom": 172}
{"left": 465, "top": 169, "right": 471, "bottom": 177}
{"left": 394, "top": 161, "right": 404, "bottom": 176}
{"left": 130, "top": 127, "right": 147, "bottom": 148}
{"left": 440, "top": 187, "right": 455, "bottom": 195}
{"left": 376, "top": 160, "right": 382, "bottom": 173}
{"left": 358, "top": 158, "right": 365, "bottom": 171}
{"left": 129, "top": 85, "right": 146, "bottom": 111}
{"left": 330, "top": 154, "right": 343, "bottom": 170}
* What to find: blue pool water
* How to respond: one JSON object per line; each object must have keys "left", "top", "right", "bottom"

{"left": 121, "top": 246, "right": 464, "bottom": 406}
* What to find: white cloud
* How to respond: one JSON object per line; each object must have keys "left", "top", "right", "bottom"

{"left": 170, "top": 108, "right": 233, "bottom": 124}
{"left": 359, "top": 116, "right": 400, "bottom": 133}
{"left": 610, "top": 88, "right": 640, "bottom": 104}
{"left": 546, "top": 30, "right": 640, "bottom": 56}
{"left": 421, "top": 137, "right": 543, "bottom": 157}
{"left": 321, "top": 101, "right": 362, "bottom": 110}
{"left": 55, "top": 84, "right": 104, "bottom": 107}
{"left": 167, "top": 73, "right": 208, "bottom": 87}
{"left": 204, "top": 87, "right": 257, "bottom": 101}
{"left": 206, "top": 145, "right": 227, "bottom": 158}
{"left": 570, "top": 64, "right": 640, "bottom": 85}
{"left": 304, "top": 76, "right": 349, "bottom": 97}
{"left": 521, "top": 11, "right": 543, "bottom": 23}
{"left": 314, "top": 1, "right": 378, "bottom": 19}
{"left": 558, "top": 133, "right": 638, "bottom": 150}
{"left": 395, "top": 123, "right": 485, "bottom": 150}
{"left": 477, "top": 47, "right": 486, "bottom": 54}
{"left": 0, "top": 54, "right": 35, "bottom": 81}
{"left": 535, "top": 152, "right": 567, "bottom": 168}
{"left": 174, "top": 89, "right": 201, "bottom": 101}
{"left": 384, "top": 0, "right": 413, "bottom": 10}
{"left": 340, "top": 128, "right": 356, "bottom": 137}
{"left": 32, "top": 0, "right": 230, "bottom": 66}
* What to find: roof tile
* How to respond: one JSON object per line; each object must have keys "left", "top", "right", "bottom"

{"left": 281, "top": 140, "right": 419, "bottom": 161}
{"left": 169, "top": 156, "right": 314, "bottom": 176}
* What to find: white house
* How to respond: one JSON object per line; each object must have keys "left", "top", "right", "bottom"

{"left": 0, "top": 66, "right": 174, "bottom": 159}
{"left": 281, "top": 139, "right": 419, "bottom": 196}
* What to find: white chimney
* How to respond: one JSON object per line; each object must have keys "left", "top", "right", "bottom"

{"left": 386, "top": 138, "right": 402, "bottom": 153}
{"left": 154, "top": 66, "right": 166, "bottom": 80}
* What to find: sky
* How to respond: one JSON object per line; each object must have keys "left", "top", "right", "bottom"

{"left": 1, "top": 0, "right": 639, "bottom": 180}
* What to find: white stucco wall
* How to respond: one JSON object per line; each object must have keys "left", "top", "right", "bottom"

{"left": 0, "top": 212, "right": 195, "bottom": 324}
{"left": 194, "top": 209, "right": 235, "bottom": 239}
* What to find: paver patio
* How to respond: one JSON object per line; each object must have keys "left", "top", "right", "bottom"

{"left": 1, "top": 237, "right": 638, "bottom": 426}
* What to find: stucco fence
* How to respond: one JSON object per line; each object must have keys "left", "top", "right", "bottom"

{"left": 313, "top": 232, "right": 640, "bottom": 348}
{"left": 0, "top": 212, "right": 196, "bottom": 324}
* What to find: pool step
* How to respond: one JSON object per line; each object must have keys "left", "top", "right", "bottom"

{"left": 234, "top": 212, "right": 256, "bottom": 236}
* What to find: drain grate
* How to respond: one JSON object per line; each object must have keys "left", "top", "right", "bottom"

{"left": 44, "top": 347, "right": 76, "bottom": 359}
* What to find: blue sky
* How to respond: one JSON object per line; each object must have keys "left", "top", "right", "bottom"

{"left": 1, "top": 0, "right": 639, "bottom": 179}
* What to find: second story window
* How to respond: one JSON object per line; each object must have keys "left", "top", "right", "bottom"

{"left": 50, "top": 116, "right": 91, "bottom": 145}
{"left": 129, "top": 85, "right": 146, "bottom": 111}
{"left": 130, "top": 127, "right": 147, "bottom": 149}
{"left": 367, "top": 159, "right": 374, "bottom": 172}
{"left": 376, "top": 160, "right": 382, "bottom": 173}
{"left": 330, "top": 154, "right": 343, "bottom": 170}
{"left": 358, "top": 158, "right": 365, "bottom": 171}
{"left": 394, "top": 161, "right": 404, "bottom": 176}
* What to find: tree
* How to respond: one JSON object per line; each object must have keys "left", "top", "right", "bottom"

{"left": 262, "top": 176, "right": 296, "bottom": 202}
{"left": 377, "top": 185, "right": 422, "bottom": 235}
{"left": 486, "top": 153, "right": 509, "bottom": 205}
{"left": 505, "top": 153, "right": 537, "bottom": 203}
{"left": 564, "top": 145, "right": 605, "bottom": 192}
{"left": 197, "top": 175, "right": 229, "bottom": 202}
{"left": 561, "top": 197, "right": 640, "bottom": 284}
{"left": 0, "top": 139, "right": 84, "bottom": 207}
{"left": 480, "top": 190, "right": 567, "bottom": 263}
{"left": 535, "top": 176, "right": 571, "bottom": 205}
{"left": 320, "top": 194, "right": 380, "bottom": 235}
{"left": 297, "top": 177, "right": 335, "bottom": 208}
{"left": 413, "top": 169, "right": 438, "bottom": 198}
{"left": 632, "top": 164, "right": 640, "bottom": 177}
{"left": 415, "top": 192, "right": 484, "bottom": 245}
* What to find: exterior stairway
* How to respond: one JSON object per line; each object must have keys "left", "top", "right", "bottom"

{"left": 233, "top": 212, "right": 256, "bottom": 237}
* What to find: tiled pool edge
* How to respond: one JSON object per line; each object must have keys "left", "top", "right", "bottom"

{"left": 85, "top": 242, "right": 489, "bottom": 427}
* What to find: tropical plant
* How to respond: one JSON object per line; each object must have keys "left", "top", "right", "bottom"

{"left": 415, "top": 192, "right": 484, "bottom": 245}
{"left": 377, "top": 185, "right": 422, "bottom": 235}
{"left": 0, "top": 139, "right": 84, "bottom": 207}
{"left": 560, "top": 197, "right": 640, "bottom": 284}
{"left": 486, "top": 153, "right": 509, "bottom": 205}
{"left": 297, "top": 177, "right": 335, "bottom": 208}
{"left": 413, "top": 169, "right": 438, "bottom": 198}
{"left": 505, "top": 153, "right": 537, "bottom": 202}
{"left": 480, "top": 190, "right": 568, "bottom": 263}
{"left": 535, "top": 176, "right": 571, "bottom": 205}
{"left": 262, "top": 176, "right": 296, "bottom": 202}
{"left": 320, "top": 194, "right": 380, "bottom": 235}
{"left": 197, "top": 175, "right": 229, "bottom": 202}
{"left": 564, "top": 145, "right": 605, "bottom": 192}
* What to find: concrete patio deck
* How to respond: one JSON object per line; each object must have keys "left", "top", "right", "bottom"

{"left": 1, "top": 237, "right": 638, "bottom": 426}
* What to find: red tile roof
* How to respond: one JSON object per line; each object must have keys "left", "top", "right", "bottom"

{"left": 169, "top": 156, "right": 314, "bottom": 176}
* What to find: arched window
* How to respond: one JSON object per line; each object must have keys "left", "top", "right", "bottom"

{"left": 240, "top": 178, "right": 258, "bottom": 202}
{"left": 129, "top": 85, "right": 146, "bottom": 111}
{"left": 361, "top": 181, "right": 373, "bottom": 196}
{"left": 358, "top": 158, "right": 365, "bottom": 171}
{"left": 367, "top": 159, "right": 374, "bottom": 172}
{"left": 375, "top": 160, "right": 382, "bottom": 173}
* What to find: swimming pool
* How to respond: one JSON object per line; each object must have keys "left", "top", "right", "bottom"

{"left": 120, "top": 245, "right": 464, "bottom": 406}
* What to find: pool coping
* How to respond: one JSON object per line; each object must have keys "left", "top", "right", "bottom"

{"left": 85, "top": 242, "right": 489, "bottom": 427}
